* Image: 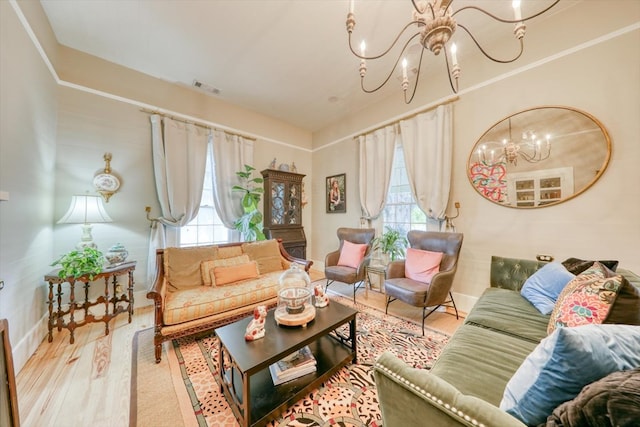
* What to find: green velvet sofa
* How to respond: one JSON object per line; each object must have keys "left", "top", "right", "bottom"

{"left": 374, "top": 256, "right": 640, "bottom": 427}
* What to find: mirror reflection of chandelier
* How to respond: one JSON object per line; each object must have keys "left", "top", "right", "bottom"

{"left": 477, "top": 118, "right": 551, "bottom": 166}
{"left": 346, "top": 0, "right": 560, "bottom": 103}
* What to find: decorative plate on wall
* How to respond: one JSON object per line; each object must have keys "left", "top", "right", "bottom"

{"left": 94, "top": 153, "right": 120, "bottom": 202}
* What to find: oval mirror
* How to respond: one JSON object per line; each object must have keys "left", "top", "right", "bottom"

{"left": 467, "top": 106, "right": 611, "bottom": 208}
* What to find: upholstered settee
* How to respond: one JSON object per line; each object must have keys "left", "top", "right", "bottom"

{"left": 147, "top": 239, "right": 312, "bottom": 363}
{"left": 374, "top": 256, "right": 640, "bottom": 427}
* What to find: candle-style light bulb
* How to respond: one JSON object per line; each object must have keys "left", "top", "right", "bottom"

{"left": 512, "top": 0, "right": 522, "bottom": 21}
{"left": 402, "top": 58, "right": 408, "bottom": 79}
{"left": 450, "top": 43, "right": 458, "bottom": 67}
{"left": 359, "top": 40, "right": 367, "bottom": 77}
{"left": 349, "top": 0, "right": 354, "bottom": 14}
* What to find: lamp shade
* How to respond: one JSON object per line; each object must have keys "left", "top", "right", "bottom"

{"left": 57, "top": 194, "right": 113, "bottom": 224}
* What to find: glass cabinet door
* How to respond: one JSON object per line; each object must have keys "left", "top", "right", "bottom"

{"left": 286, "top": 183, "right": 301, "bottom": 225}
{"left": 271, "top": 182, "right": 285, "bottom": 225}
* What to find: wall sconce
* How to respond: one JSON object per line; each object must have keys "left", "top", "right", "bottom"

{"left": 444, "top": 202, "right": 460, "bottom": 232}
{"left": 93, "top": 153, "right": 121, "bottom": 202}
{"left": 58, "top": 193, "right": 113, "bottom": 249}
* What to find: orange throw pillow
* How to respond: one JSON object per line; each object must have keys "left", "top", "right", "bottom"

{"left": 212, "top": 261, "right": 259, "bottom": 286}
{"left": 337, "top": 240, "right": 367, "bottom": 269}
{"left": 405, "top": 248, "right": 443, "bottom": 283}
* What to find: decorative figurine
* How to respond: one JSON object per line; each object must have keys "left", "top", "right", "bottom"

{"left": 269, "top": 158, "right": 277, "bottom": 169}
{"left": 291, "top": 162, "right": 297, "bottom": 172}
{"left": 314, "top": 284, "right": 330, "bottom": 308}
{"left": 244, "top": 305, "right": 267, "bottom": 341}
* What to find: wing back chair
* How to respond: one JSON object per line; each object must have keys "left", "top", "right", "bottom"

{"left": 324, "top": 227, "right": 376, "bottom": 302}
{"left": 384, "top": 230, "right": 464, "bottom": 334}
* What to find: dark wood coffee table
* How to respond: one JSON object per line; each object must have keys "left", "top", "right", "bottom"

{"left": 216, "top": 300, "right": 357, "bottom": 427}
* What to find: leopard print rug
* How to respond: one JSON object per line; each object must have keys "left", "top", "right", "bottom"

{"left": 170, "top": 296, "right": 449, "bottom": 427}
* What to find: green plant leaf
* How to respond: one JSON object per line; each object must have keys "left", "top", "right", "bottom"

{"left": 232, "top": 164, "right": 265, "bottom": 241}
{"left": 51, "top": 247, "right": 105, "bottom": 280}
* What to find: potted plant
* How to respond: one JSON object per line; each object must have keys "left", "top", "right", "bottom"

{"left": 232, "top": 164, "right": 266, "bottom": 241}
{"left": 372, "top": 227, "right": 408, "bottom": 264}
{"left": 51, "top": 246, "right": 105, "bottom": 280}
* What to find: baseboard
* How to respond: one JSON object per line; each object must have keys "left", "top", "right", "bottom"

{"left": 450, "top": 291, "right": 478, "bottom": 317}
{"left": 13, "top": 314, "right": 49, "bottom": 374}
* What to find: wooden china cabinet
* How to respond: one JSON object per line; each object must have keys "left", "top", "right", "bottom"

{"left": 260, "top": 169, "right": 306, "bottom": 258}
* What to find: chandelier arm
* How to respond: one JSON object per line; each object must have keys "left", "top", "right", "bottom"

{"left": 457, "top": 24, "right": 524, "bottom": 64}
{"left": 404, "top": 47, "right": 426, "bottom": 104}
{"left": 348, "top": 22, "right": 422, "bottom": 60}
{"left": 361, "top": 33, "right": 422, "bottom": 94}
{"left": 443, "top": 46, "right": 459, "bottom": 94}
{"left": 451, "top": 0, "right": 560, "bottom": 24}
{"left": 519, "top": 145, "right": 551, "bottom": 163}
{"left": 410, "top": 0, "right": 428, "bottom": 16}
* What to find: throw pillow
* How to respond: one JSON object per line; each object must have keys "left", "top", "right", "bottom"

{"left": 604, "top": 275, "right": 640, "bottom": 326}
{"left": 520, "top": 262, "right": 575, "bottom": 315}
{"left": 562, "top": 257, "right": 619, "bottom": 275}
{"left": 499, "top": 324, "right": 640, "bottom": 426}
{"left": 200, "top": 254, "right": 250, "bottom": 286}
{"left": 337, "top": 240, "right": 367, "bottom": 269}
{"left": 242, "top": 240, "right": 283, "bottom": 274}
{"left": 212, "top": 261, "right": 260, "bottom": 286}
{"left": 164, "top": 245, "right": 218, "bottom": 290}
{"left": 548, "top": 262, "right": 624, "bottom": 335}
{"left": 404, "top": 248, "right": 443, "bottom": 284}
{"left": 543, "top": 367, "right": 640, "bottom": 427}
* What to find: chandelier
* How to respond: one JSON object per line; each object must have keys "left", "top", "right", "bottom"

{"left": 476, "top": 118, "right": 551, "bottom": 166}
{"left": 346, "top": 0, "right": 560, "bottom": 103}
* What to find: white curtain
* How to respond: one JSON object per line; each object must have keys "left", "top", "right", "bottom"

{"left": 147, "top": 115, "right": 211, "bottom": 282}
{"left": 211, "top": 129, "right": 254, "bottom": 229}
{"left": 358, "top": 124, "right": 397, "bottom": 220}
{"left": 399, "top": 104, "right": 453, "bottom": 229}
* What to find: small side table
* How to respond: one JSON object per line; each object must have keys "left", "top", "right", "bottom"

{"left": 366, "top": 264, "right": 387, "bottom": 293}
{"left": 44, "top": 261, "right": 136, "bottom": 344}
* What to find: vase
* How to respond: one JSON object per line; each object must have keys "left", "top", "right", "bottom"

{"left": 105, "top": 243, "right": 128, "bottom": 265}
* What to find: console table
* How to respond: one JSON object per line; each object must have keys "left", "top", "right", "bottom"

{"left": 44, "top": 261, "right": 136, "bottom": 344}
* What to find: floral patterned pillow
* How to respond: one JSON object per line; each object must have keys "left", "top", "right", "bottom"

{"left": 548, "top": 262, "right": 624, "bottom": 335}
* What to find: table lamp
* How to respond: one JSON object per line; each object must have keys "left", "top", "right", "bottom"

{"left": 57, "top": 193, "right": 113, "bottom": 249}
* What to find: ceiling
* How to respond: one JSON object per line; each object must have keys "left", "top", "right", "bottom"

{"left": 39, "top": 0, "right": 572, "bottom": 132}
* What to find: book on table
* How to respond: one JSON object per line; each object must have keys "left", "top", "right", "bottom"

{"left": 269, "top": 346, "right": 317, "bottom": 385}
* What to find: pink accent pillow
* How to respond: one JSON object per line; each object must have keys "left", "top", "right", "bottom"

{"left": 337, "top": 240, "right": 368, "bottom": 269}
{"left": 212, "top": 261, "right": 259, "bottom": 286}
{"left": 405, "top": 248, "right": 443, "bottom": 283}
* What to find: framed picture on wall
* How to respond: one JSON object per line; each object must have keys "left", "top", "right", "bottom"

{"left": 326, "top": 173, "right": 346, "bottom": 213}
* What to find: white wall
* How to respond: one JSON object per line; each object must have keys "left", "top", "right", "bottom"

{"left": 0, "top": 2, "right": 58, "bottom": 372}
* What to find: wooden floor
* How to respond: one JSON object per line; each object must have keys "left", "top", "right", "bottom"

{"left": 16, "top": 280, "right": 464, "bottom": 427}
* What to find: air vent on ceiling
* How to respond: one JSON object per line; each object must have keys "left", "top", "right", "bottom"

{"left": 192, "top": 79, "right": 221, "bottom": 96}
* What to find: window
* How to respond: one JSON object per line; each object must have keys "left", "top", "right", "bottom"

{"left": 381, "top": 143, "right": 427, "bottom": 236}
{"left": 179, "top": 145, "right": 231, "bottom": 246}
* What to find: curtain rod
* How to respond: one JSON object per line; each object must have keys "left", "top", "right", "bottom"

{"left": 354, "top": 95, "right": 459, "bottom": 139}
{"left": 140, "top": 108, "right": 257, "bottom": 141}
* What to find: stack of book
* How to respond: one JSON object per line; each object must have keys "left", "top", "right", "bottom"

{"left": 269, "top": 346, "right": 317, "bottom": 385}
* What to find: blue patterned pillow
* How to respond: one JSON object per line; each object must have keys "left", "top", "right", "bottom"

{"left": 500, "top": 324, "right": 640, "bottom": 426}
{"left": 521, "top": 262, "right": 575, "bottom": 315}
